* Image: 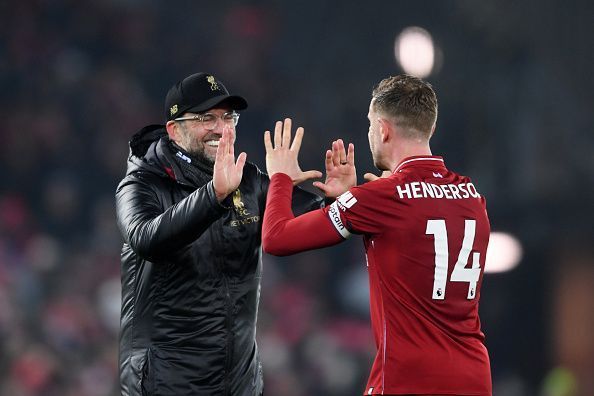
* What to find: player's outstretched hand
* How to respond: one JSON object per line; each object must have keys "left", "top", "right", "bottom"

{"left": 264, "top": 118, "right": 323, "bottom": 185}
{"left": 313, "top": 139, "right": 356, "bottom": 198}
{"left": 213, "top": 126, "right": 247, "bottom": 201}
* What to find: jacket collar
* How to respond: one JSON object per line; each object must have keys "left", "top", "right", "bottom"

{"left": 126, "top": 125, "right": 213, "bottom": 188}
{"left": 154, "top": 139, "right": 213, "bottom": 187}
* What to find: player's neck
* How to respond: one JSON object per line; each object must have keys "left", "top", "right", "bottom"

{"left": 390, "top": 142, "right": 432, "bottom": 172}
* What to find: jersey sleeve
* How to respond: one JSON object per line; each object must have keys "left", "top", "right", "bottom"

{"left": 262, "top": 173, "right": 343, "bottom": 256}
{"left": 329, "top": 181, "right": 387, "bottom": 236}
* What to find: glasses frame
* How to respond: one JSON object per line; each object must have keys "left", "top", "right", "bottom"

{"left": 174, "top": 111, "right": 240, "bottom": 129}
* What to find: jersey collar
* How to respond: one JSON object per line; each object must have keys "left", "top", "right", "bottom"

{"left": 393, "top": 156, "right": 445, "bottom": 173}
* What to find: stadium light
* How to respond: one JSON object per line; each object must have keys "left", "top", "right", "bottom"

{"left": 394, "top": 26, "right": 435, "bottom": 78}
{"left": 484, "top": 232, "right": 523, "bottom": 273}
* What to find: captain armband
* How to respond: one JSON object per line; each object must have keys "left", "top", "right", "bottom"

{"left": 327, "top": 201, "right": 352, "bottom": 239}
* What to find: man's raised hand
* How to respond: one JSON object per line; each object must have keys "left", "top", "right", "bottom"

{"left": 313, "top": 139, "right": 356, "bottom": 198}
{"left": 213, "top": 126, "right": 247, "bottom": 201}
{"left": 264, "top": 118, "right": 322, "bottom": 185}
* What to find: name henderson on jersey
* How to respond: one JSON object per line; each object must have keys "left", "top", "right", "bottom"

{"left": 396, "top": 181, "right": 481, "bottom": 200}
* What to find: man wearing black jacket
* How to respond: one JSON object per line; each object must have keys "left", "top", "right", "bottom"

{"left": 115, "top": 72, "right": 323, "bottom": 396}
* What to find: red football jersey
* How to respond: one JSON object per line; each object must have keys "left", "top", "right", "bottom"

{"left": 262, "top": 155, "right": 491, "bottom": 395}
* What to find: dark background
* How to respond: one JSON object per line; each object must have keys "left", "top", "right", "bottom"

{"left": 1, "top": 1, "right": 593, "bottom": 395}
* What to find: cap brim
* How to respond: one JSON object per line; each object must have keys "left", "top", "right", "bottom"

{"left": 185, "top": 94, "right": 248, "bottom": 114}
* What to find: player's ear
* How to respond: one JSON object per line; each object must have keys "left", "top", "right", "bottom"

{"left": 378, "top": 117, "right": 392, "bottom": 143}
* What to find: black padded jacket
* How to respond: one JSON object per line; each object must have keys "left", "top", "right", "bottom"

{"left": 115, "top": 125, "right": 323, "bottom": 396}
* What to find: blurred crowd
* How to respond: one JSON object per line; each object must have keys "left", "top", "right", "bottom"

{"left": 0, "top": 1, "right": 592, "bottom": 395}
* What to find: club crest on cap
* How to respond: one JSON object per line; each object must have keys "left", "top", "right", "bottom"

{"left": 170, "top": 104, "right": 178, "bottom": 116}
{"left": 206, "top": 75, "right": 219, "bottom": 91}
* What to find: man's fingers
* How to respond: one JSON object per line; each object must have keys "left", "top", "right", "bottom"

{"left": 225, "top": 126, "right": 235, "bottom": 150}
{"left": 223, "top": 128, "right": 235, "bottom": 159}
{"left": 324, "top": 150, "right": 333, "bottom": 171}
{"left": 302, "top": 170, "right": 323, "bottom": 180}
{"left": 364, "top": 172, "right": 380, "bottom": 182}
{"left": 290, "top": 127, "right": 304, "bottom": 152}
{"left": 336, "top": 139, "right": 347, "bottom": 164}
{"left": 331, "top": 140, "right": 340, "bottom": 167}
{"left": 274, "top": 121, "right": 282, "bottom": 149}
{"left": 227, "top": 128, "right": 235, "bottom": 158}
{"left": 312, "top": 181, "right": 329, "bottom": 194}
{"left": 292, "top": 170, "right": 322, "bottom": 186}
{"left": 347, "top": 143, "right": 355, "bottom": 166}
{"left": 282, "top": 118, "right": 292, "bottom": 148}
{"left": 217, "top": 130, "right": 228, "bottom": 160}
{"left": 236, "top": 152, "right": 247, "bottom": 171}
{"left": 264, "top": 131, "right": 273, "bottom": 153}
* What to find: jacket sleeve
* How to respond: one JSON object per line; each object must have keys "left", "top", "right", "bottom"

{"left": 115, "top": 173, "right": 229, "bottom": 260}
{"left": 291, "top": 184, "right": 325, "bottom": 215}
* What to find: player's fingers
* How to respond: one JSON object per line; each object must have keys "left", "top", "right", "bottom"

{"left": 331, "top": 140, "right": 340, "bottom": 167}
{"left": 337, "top": 139, "right": 347, "bottom": 165}
{"left": 264, "top": 131, "right": 273, "bottom": 153}
{"left": 274, "top": 121, "right": 282, "bottom": 149}
{"left": 290, "top": 127, "right": 304, "bottom": 152}
{"left": 347, "top": 143, "right": 355, "bottom": 166}
{"left": 282, "top": 118, "right": 292, "bottom": 148}
{"left": 312, "top": 181, "right": 329, "bottom": 194}
{"left": 302, "top": 170, "right": 323, "bottom": 180}
{"left": 364, "top": 172, "right": 379, "bottom": 182}
{"left": 324, "top": 150, "right": 333, "bottom": 171}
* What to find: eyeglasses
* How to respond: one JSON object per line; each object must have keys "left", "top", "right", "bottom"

{"left": 174, "top": 111, "right": 240, "bottom": 130}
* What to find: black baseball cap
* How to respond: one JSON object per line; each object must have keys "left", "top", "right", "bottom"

{"left": 165, "top": 72, "right": 248, "bottom": 121}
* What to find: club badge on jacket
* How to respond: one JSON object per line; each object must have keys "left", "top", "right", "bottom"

{"left": 230, "top": 189, "right": 260, "bottom": 227}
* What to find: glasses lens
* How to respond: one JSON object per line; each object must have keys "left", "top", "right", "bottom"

{"left": 223, "top": 112, "right": 239, "bottom": 126}
{"left": 188, "top": 112, "right": 239, "bottom": 129}
{"left": 201, "top": 114, "right": 217, "bottom": 129}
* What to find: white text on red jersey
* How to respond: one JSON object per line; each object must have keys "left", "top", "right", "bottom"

{"left": 396, "top": 181, "right": 481, "bottom": 200}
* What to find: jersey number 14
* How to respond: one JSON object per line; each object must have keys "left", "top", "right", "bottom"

{"left": 426, "top": 219, "right": 481, "bottom": 300}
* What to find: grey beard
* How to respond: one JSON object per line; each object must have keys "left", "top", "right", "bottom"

{"left": 188, "top": 148, "right": 214, "bottom": 166}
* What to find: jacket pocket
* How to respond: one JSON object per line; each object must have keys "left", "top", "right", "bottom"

{"left": 140, "top": 348, "right": 155, "bottom": 396}
{"left": 127, "top": 348, "right": 153, "bottom": 396}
